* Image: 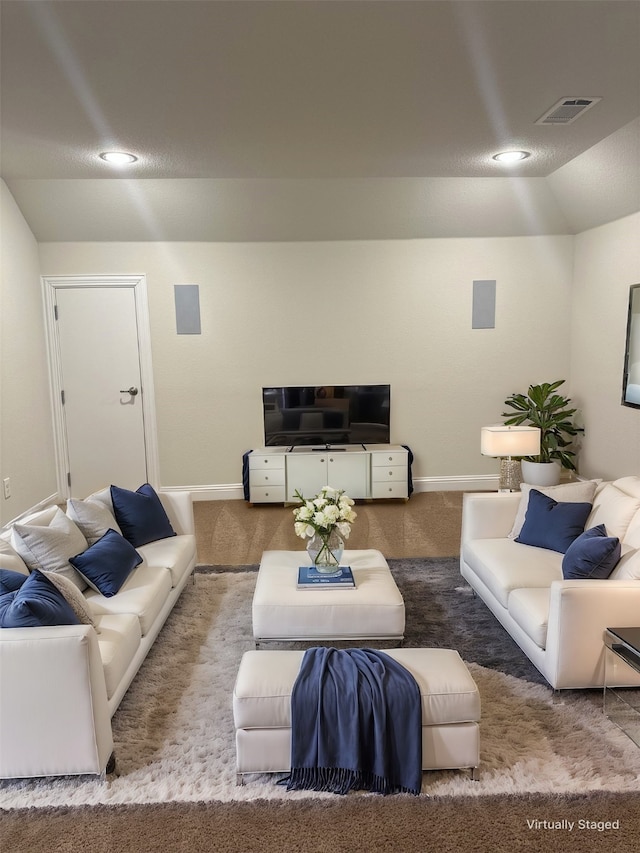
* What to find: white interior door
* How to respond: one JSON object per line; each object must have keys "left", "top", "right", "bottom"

{"left": 54, "top": 285, "right": 149, "bottom": 497}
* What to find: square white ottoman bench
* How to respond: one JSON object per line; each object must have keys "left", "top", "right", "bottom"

{"left": 252, "top": 549, "right": 405, "bottom": 644}
{"left": 233, "top": 647, "right": 481, "bottom": 785}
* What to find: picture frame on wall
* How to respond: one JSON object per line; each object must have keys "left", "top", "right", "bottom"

{"left": 622, "top": 283, "right": 640, "bottom": 408}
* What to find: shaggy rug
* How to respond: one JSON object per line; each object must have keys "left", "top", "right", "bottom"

{"left": 1, "top": 558, "right": 639, "bottom": 810}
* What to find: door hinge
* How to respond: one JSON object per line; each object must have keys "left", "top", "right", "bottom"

{"left": 67, "top": 472, "right": 71, "bottom": 488}
{"left": 54, "top": 304, "right": 59, "bottom": 320}
{"left": 61, "top": 389, "right": 65, "bottom": 405}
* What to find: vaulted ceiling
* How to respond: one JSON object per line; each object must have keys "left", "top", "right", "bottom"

{"left": 1, "top": 1, "right": 639, "bottom": 241}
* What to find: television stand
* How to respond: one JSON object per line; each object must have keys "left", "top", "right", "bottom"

{"left": 247, "top": 444, "right": 409, "bottom": 503}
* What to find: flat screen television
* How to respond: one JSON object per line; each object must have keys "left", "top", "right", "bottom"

{"left": 262, "top": 385, "right": 390, "bottom": 447}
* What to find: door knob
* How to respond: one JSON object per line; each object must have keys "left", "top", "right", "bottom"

{"left": 120, "top": 386, "right": 139, "bottom": 396}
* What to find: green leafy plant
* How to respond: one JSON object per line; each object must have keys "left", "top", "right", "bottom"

{"left": 502, "top": 380, "right": 584, "bottom": 471}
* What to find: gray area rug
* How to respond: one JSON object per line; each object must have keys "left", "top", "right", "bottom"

{"left": 1, "top": 558, "right": 639, "bottom": 810}
{"left": 389, "top": 557, "right": 548, "bottom": 683}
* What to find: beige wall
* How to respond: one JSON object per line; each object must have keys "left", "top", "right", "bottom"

{"left": 0, "top": 182, "right": 57, "bottom": 524}
{"left": 38, "top": 236, "right": 573, "bottom": 489}
{"left": 4, "top": 172, "right": 637, "bottom": 511}
{"left": 569, "top": 213, "right": 640, "bottom": 480}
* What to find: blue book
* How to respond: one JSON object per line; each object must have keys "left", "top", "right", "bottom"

{"left": 297, "top": 565, "right": 355, "bottom": 589}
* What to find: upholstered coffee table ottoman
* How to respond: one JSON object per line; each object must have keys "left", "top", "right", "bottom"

{"left": 252, "top": 549, "right": 405, "bottom": 644}
{"left": 233, "top": 647, "right": 481, "bottom": 785}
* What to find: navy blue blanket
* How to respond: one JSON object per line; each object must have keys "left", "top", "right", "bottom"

{"left": 281, "top": 647, "right": 422, "bottom": 796}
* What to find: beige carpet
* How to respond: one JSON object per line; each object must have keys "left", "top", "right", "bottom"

{"left": 194, "top": 491, "right": 463, "bottom": 565}
{"left": 4, "top": 793, "right": 640, "bottom": 853}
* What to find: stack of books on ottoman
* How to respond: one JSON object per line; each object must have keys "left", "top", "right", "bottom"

{"left": 297, "top": 566, "right": 355, "bottom": 589}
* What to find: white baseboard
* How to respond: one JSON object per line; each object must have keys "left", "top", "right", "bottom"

{"left": 412, "top": 475, "right": 498, "bottom": 492}
{"left": 161, "top": 476, "right": 498, "bottom": 502}
{"left": 161, "top": 484, "right": 245, "bottom": 502}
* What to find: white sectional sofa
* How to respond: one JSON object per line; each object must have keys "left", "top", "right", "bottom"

{"left": 0, "top": 486, "right": 196, "bottom": 779}
{"left": 461, "top": 477, "right": 640, "bottom": 690}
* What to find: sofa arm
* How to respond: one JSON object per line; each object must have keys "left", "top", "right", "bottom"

{"left": 158, "top": 489, "right": 195, "bottom": 536}
{"left": 546, "top": 580, "right": 640, "bottom": 689}
{"left": 461, "top": 492, "right": 521, "bottom": 544}
{"left": 0, "top": 625, "right": 113, "bottom": 778}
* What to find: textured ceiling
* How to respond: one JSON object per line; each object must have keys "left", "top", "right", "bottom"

{"left": 1, "top": 1, "right": 639, "bottom": 241}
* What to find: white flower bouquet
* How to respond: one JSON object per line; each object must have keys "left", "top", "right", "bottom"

{"left": 293, "top": 486, "right": 357, "bottom": 567}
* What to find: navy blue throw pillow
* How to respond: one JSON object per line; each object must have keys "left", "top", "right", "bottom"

{"left": 0, "top": 568, "right": 28, "bottom": 594}
{"left": 562, "top": 524, "right": 621, "bottom": 580}
{"left": 0, "top": 570, "right": 80, "bottom": 628}
{"left": 110, "top": 483, "right": 176, "bottom": 548}
{"left": 516, "top": 489, "right": 592, "bottom": 553}
{"left": 69, "top": 529, "right": 142, "bottom": 597}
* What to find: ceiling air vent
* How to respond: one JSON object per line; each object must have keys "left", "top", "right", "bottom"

{"left": 535, "top": 97, "right": 602, "bottom": 126}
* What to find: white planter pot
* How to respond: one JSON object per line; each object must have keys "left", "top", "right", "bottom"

{"left": 521, "top": 460, "right": 562, "bottom": 487}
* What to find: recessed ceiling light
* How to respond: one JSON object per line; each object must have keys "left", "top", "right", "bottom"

{"left": 492, "top": 150, "right": 531, "bottom": 164}
{"left": 99, "top": 151, "right": 138, "bottom": 165}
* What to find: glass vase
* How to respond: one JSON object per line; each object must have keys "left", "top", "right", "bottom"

{"left": 306, "top": 529, "right": 345, "bottom": 572}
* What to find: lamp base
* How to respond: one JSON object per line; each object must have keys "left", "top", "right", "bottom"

{"left": 499, "top": 458, "right": 522, "bottom": 492}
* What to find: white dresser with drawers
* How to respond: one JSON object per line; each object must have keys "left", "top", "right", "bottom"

{"left": 247, "top": 444, "right": 409, "bottom": 503}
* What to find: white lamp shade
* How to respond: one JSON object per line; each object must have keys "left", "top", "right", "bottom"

{"left": 481, "top": 425, "right": 540, "bottom": 457}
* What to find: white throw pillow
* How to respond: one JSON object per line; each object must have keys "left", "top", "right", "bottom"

{"left": 585, "top": 482, "right": 640, "bottom": 543}
{"left": 508, "top": 480, "right": 600, "bottom": 540}
{"left": 12, "top": 507, "right": 88, "bottom": 590}
{"left": 67, "top": 497, "right": 121, "bottom": 546}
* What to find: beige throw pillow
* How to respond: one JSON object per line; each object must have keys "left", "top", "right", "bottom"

{"left": 42, "top": 570, "right": 99, "bottom": 631}
{"left": 509, "top": 480, "right": 600, "bottom": 540}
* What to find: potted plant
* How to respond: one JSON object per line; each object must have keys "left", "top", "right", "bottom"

{"left": 502, "top": 380, "right": 584, "bottom": 486}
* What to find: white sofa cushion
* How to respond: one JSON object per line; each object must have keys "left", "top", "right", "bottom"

{"left": 84, "top": 564, "right": 172, "bottom": 636}
{"left": 508, "top": 480, "right": 599, "bottom": 540}
{"left": 95, "top": 612, "right": 142, "bottom": 700}
{"left": 137, "top": 534, "right": 196, "bottom": 587}
{"left": 620, "top": 508, "right": 640, "bottom": 550}
{"left": 507, "top": 588, "right": 550, "bottom": 649}
{"left": 586, "top": 480, "right": 640, "bottom": 543}
{"left": 11, "top": 507, "right": 88, "bottom": 590}
{"left": 462, "top": 538, "right": 562, "bottom": 608}
{"left": 0, "top": 537, "right": 29, "bottom": 575}
{"left": 233, "top": 648, "right": 481, "bottom": 731}
{"left": 609, "top": 546, "right": 640, "bottom": 580}
{"left": 66, "top": 497, "right": 122, "bottom": 545}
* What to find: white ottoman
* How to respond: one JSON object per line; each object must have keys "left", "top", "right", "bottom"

{"left": 233, "top": 647, "right": 481, "bottom": 784}
{"left": 252, "top": 549, "right": 405, "bottom": 643}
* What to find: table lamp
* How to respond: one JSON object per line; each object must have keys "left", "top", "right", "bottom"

{"left": 481, "top": 425, "right": 541, "bottom": 492}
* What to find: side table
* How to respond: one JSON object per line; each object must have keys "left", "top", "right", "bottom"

{"left": 603, "top": 627, "right": 640, "bottom": 748}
